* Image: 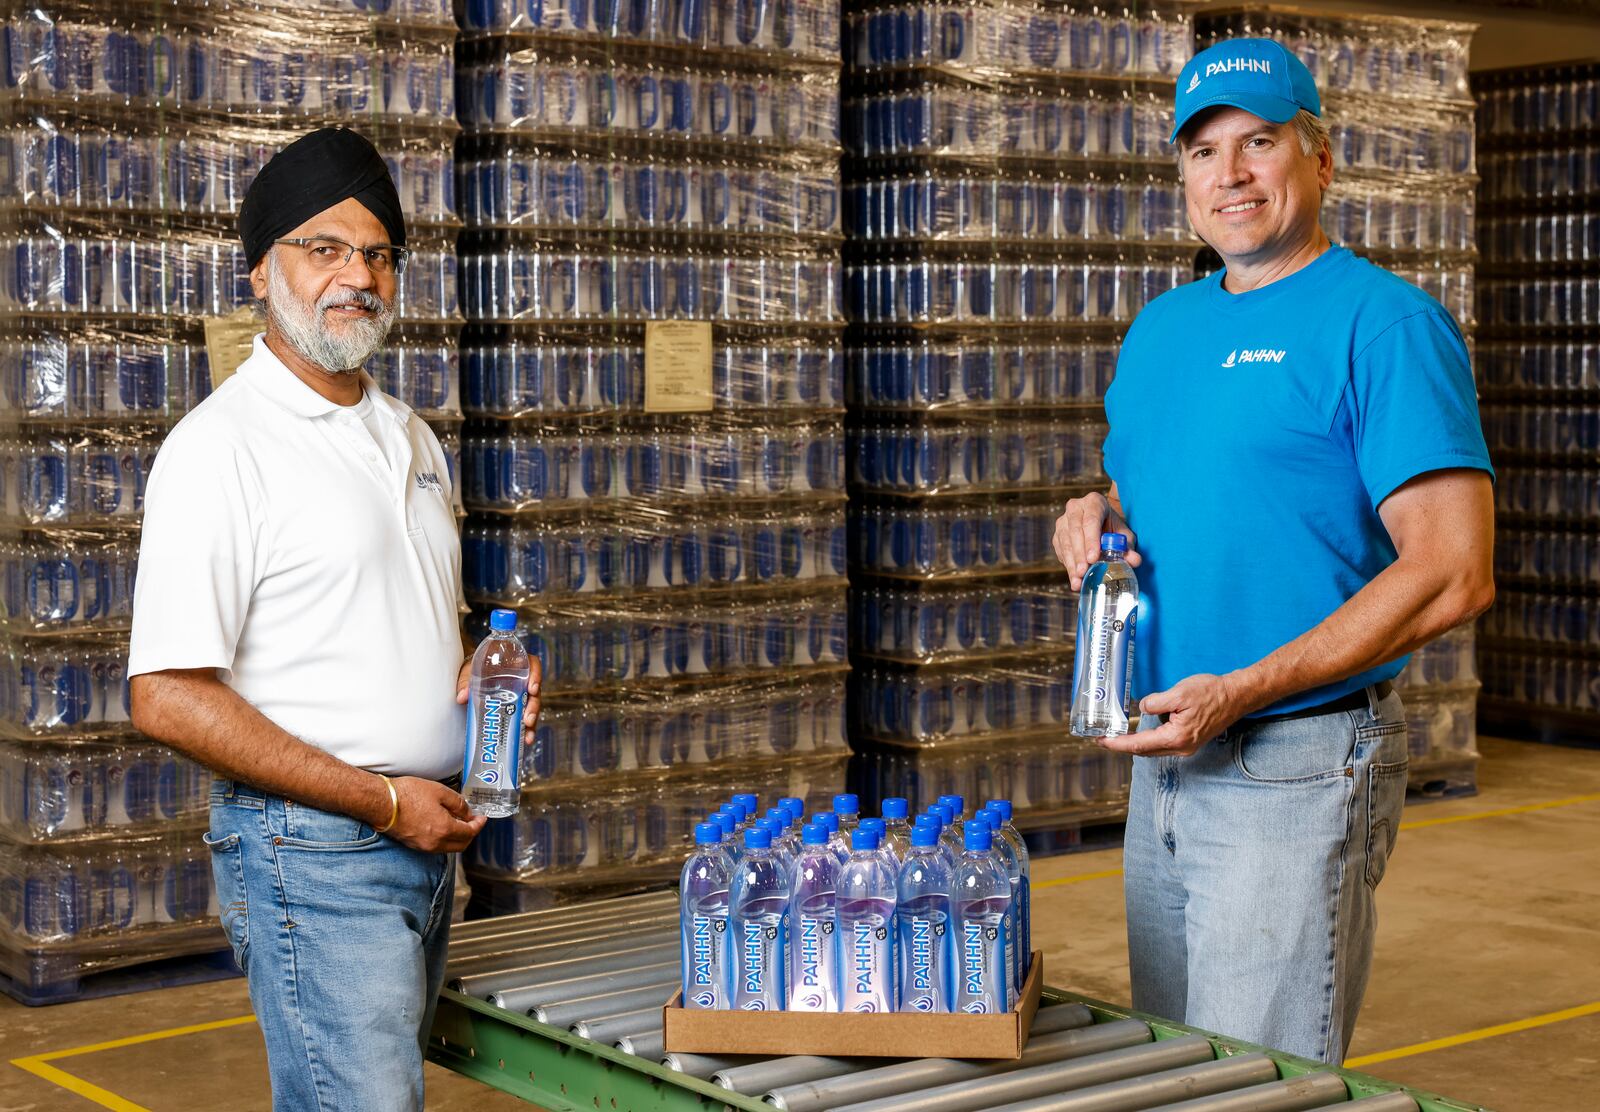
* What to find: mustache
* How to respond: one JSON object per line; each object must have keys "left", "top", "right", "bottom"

{"left": 318, "top": 287, "right": 388, "bottom": 313}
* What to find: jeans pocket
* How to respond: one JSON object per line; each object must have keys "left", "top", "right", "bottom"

{"left": 202, "top": 830, "right": 249, "bottom": 968}
{"left": 1362, "top": 722, "right": 1409, "bottom": 888}
{"left": 277, "top": 802, "right": 380, "bottom": 851}
{"left": 1233, "top": 712, "right": 1360, "bottom": 783}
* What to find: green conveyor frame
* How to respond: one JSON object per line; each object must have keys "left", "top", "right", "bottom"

{"left": 427, "top": 985, "right": 1491, "bottom": 1112}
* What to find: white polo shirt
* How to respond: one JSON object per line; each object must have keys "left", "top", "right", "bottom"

{"left": 129, "top": 335, "right": 468, "bottom": 779}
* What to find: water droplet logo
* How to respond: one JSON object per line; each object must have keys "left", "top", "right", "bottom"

{"left": 692, "top": 990, "right": 716, "bottom": 1008}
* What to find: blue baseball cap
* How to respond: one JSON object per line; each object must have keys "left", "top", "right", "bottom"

{"left": 1171, "top": 38, "right": 1321, "bottom": 144}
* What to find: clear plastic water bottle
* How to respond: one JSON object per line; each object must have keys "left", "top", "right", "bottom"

{"left": 788, "top": 822, "right": 842, "bottom": 1012}
{"left": 833, "top": 793, "right": 861, "bottom": 837}
{"left": 930, "top": 802, "right": 962, "bottom": 857}
{"left": 976, "top": 812, "right": 1021, "bottom": 994}
{"left": 779, "top": 797, "right": 806, "bottom": 825}
{"left": 952, "top": 823, "right": 1011, "bottom": 1015}
{"left": 897, "top": 822, "right": 954, "bottom": 1013}
{"left": 681, "top": 822, "right": 732, "bottom": 1010}
{"left": 819, "top": 811, "right": 850, "bottom": 866}
{"left": 836, "top": 827, "right": 895, "bottom": 1013}
{"left": 760, "top": 815, "right": 797, "bottom": 877}
{"left": 708, "top": 811, "right": 740, "bottom": 869}
{"left": 915, "top": 814, "right": 956, "bottom": 872}
{"left": 984, "top": 799, "right": 1030, "bottom": 983}
{"left": 733, "top": 794, "right": 761, "bottom": 830}
{"left": 880, "top": 797, "right": 912, "bottom": 861}
{"left": 1071, "top": 532, "right": 1139, "bottom": 737}
{"left": 729, "top": 825, "right": 789, "bottom": 1011}
{"left": 859, "top": 817, "right": 897, "bottom": 872}
{"left": 937, "top": 795, "right": 967, "bottom": 839}
{"left": 463, "top": 608, "right": 530, "bottom": 818}
{"left": 767, "top": 807, "right": 801, "bottom": 864}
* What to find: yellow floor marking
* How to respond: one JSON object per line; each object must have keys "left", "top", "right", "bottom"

{"left": 1033, "top": 791, "right": 1600, "bottom": 893}
{"left": 1397, "top": 791, "right": 1600, "bottom": 832}
{"left": 1345, "top": 1000, "right": 1600, "bottom": 1069}
{"left": 10, "top": 1015, "right": 255, "bottom": 1112}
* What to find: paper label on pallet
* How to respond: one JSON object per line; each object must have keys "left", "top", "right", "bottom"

{"left": 204, "top": 307, "right": 260, "bottom": 390}
{"left": 644, "top": 321, "right": 714, "bottom": 413}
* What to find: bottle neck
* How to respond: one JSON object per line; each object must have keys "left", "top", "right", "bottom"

{"left": 1100, "top": 548, "right": 1125, "bottom": 564}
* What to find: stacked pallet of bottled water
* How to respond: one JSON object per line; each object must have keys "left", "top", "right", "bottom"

{"left": 454, "top": 0, "right": 850, "bottom": 912}
{"left": 841, "top": 0, "right": 1196, "bottom": 827}
{"left": 1200, "top": 8, "right": 1484, "bottom": 795}
{"left": 0, "top": 0, "right": 462, "bottom": 1001}
{"left": 1475, "top": 61, "right": 1600, "bottom": 745}
{"left": 680, "top": 792, "right": 1030, "bottom": 1013}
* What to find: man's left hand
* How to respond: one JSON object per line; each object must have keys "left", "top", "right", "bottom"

{"left": 1099, "top": 673, "right": 1252, "bottom": 758}
{"left": 456, "top": 656, "right": 543, "bottom": 733}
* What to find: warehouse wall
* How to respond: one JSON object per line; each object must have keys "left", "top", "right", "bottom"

{"left": 1195, "top": 0, "right": 1600, "bottom": 72}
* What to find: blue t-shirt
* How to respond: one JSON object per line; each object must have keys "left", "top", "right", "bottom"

{"left": 1103, "top": 246, "right": 1493, "bottom": 717}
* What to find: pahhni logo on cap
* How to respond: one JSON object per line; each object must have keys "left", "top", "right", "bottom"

{"left": 1205, "top": 57, "right": 1273, "bottom": 78}
{"left": 1186, "top": 72, "right": 1200, "bottom": 93}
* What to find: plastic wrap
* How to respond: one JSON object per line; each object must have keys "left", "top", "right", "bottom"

{"left": 845, "top": 258, "right": 1193, "bottom": 324}
{"left": 0, "top": 635, "right": 131, "bottom": 738}
{"left": 851, "top": 499, "right": 1062, "bottom": 580}
{"left": 853, "top": 582, "right": 1076, "bottom": 664}
{"left": 466, "top": 753, "right": 849, "bottom": 882}
{"left": 0, "top": 532, "right": 138, "bottom": 635}
{"left": 849, "top": 338, "right": 1119, "bottom": 411}
{"left": 849, "top": 420, "right": 1107, "bottom": 494}
{"left": 1475, "top": 60, "right": 1599, "bottom": 738}
{"left": 0, "top": 739, "right": 210, "bottom": 843}
{"left": 852, "top": 736, "right": 1131, "bottom": 819}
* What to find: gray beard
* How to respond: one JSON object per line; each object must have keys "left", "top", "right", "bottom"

{"left": 265, "top": 254, "right": 395, "bottom": 374}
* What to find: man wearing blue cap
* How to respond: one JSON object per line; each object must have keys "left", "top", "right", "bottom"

{"left": 1052, "top": 39, "right": 1494, "bottom": 1062}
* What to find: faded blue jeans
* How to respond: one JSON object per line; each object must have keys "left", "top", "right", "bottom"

{"left": 204, "top": 780, "right": 454, "bottom": 1111}
{"left": 1123, "top": 686, "right": 1407, "bottom": 1064}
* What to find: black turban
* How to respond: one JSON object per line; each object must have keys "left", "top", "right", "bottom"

{"left": 238, "top": 127, "right": 406, "bottom": 269}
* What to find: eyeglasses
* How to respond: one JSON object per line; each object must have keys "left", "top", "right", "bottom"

{"left": 274, "top": 236, "right": 409, "bottom": 275}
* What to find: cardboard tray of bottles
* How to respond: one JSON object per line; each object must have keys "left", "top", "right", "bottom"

{"left": 662, "top": 952, "right": 1043, "bottom": 1058}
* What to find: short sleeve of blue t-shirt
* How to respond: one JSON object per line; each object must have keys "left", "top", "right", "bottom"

{"left": 1103, "top": 246, "right": 1492, "bottom": 717}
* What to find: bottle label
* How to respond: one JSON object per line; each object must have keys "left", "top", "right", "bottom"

{"left": 737, "top": 917, "right": 783, "bottom": 1010}
{"left": 686, "top": 912, "right": 726, "bottom": 1009}
{"left": 900, "top": 914, "right": 945, "bottom": 1011}
{"left": 791, "top": 913, "right": 837, "bottom": 1010}
{"left": 958, "top": 918, "right": 1008, "bottom": 1014}
{"left": 842, "top": 918, "right": 892, "bottom": 1012}
{"left": 471, "top": 688, "right": 525, "bottom": 786}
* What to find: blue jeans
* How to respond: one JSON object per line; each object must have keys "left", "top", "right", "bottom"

{"left": 1123, "top": 687, "right": 1407, "bottom": 1064}
{"left": 204, "top": 780, "right": 454, "bottom": 1111}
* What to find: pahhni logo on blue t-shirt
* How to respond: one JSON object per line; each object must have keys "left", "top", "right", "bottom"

{"left": 1221, "top": 348, "right": 1287, "bottom": 368}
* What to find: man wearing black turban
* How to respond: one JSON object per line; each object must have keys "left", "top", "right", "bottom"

{"left": 128, "top": 127, "right": 541, "bottom": 1111}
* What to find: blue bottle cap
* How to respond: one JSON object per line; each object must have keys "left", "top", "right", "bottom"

{"left": 489, "top": 608, "right": 518, "bottom": 632}
{"left": 985, "top": 799, "right": 1013, "bottom": 822}
{"left": 708, "top": 812, "right": 733, "bottom": 836}
{"left": 733, "top": 793, "right": 759, "bottom": 813}
{"left": 930, "top": 803, "right": 954, "bottom": 825}
{"left": 759, "top": 816, "right": 784, "bottom": 838}
{"left": 860, "top": 818, "right": 886, "bottom": 838}
{"left": 911, "top": 824, "right": 941, "bottom": 848}
{"left": 766, "top": 807, "right": 791, "bottom": 829}
{"left": 914, "top": 814, "right": 941, "bottom": 831}
{"left": 1101, "top": 532, "right": 1128, "bottom": 553}
{"left": 851, "top": 827, "right": 881, "bottom": 852}
{"left": 964, "top": 824, "right": 994, "bottom": 852}
{"left": 881, "top": 797, "right": 909, "bottom": 820}
{"left": 937, "top": 794, "right": 964, "bottom": 816}
{"left": 819, "top": 812, "right": 840, "bottom": 834}
{"left": 694, "top": 822, "right": 721, "bottom": 846}
{"left": 724, "top": 802, "right": 748, "bottom": 823}
{"left": 779, "top": 797, "right": 805, "bottom": 822}
{"left": 745, "top": 826, "right": 772, "bottom": 850}
{"left": 801, "top": 822, "right": 829, "bottom": 846}
{"left": 833, "top": 793, "right": 860, "bottom": 816}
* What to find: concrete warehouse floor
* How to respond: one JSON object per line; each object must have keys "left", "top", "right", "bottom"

{"left": 2, "top": 736, "right": 1596, "bottom": 1112}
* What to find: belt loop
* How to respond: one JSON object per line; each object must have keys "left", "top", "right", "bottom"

{"left": 1364, "top": 684, "right": 1381, "bottom": 722}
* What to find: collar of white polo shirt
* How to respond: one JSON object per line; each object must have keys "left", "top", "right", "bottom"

{"left": 236, "top": 334, "right": 414, "bottom": 430}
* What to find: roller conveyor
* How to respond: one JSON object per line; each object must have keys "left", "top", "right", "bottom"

{"left": 426, "top": 902, "right": 1488, "bottom": 1112}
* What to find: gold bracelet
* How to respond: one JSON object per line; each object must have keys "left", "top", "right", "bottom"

{"left": 375, "top": 774, "right": 399, "bottom": 834}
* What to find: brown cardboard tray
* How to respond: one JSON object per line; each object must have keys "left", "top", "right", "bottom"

{"left": 662, "top": 952, "right": 1043, "bottom": 1059}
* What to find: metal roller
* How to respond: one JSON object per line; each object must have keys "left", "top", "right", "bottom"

{"left": 489, "top": 961, "right": 680, "bottom": 1013}
{"left": 1147, "top": 1072, "right": 1351, "bottom": 1111}
{"left": 569, "top": 1007, "right": 664, "bottom": 1045}
{"left": 451, "top": 942, "right": 679, "bottom": 997}
{"left": 1341, "top": 1096, "right": 1419, "bottom": 1110}
{"left": 534, "top": 983, "right": 678, "bottom": 1028}
{"left": 448, "top": 911, "right": 677, "bottom": 959}
{"left": 616, "top": 1030, "right": 665, "bottom": 1061}
{"left": 832, "top": 1036, "right": 1217, "bottom": 1112}
{"left": 981, "top": 1053, "right": 1282, "bottom": 1112}
{"left": 664, "top": 1052, "right": 760, "bottom": 1079}
{"left": 764, "top": 1019, "right": 1154, "bottom": 1112}
{"left": 449, "top": 891, "right": 677, "bottom": 939}
{"left": 715, "top": 1055, "right": 863, "bottom": 1094}
{"left": 445, "top": 923, "right": 674, "bottom": 975}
